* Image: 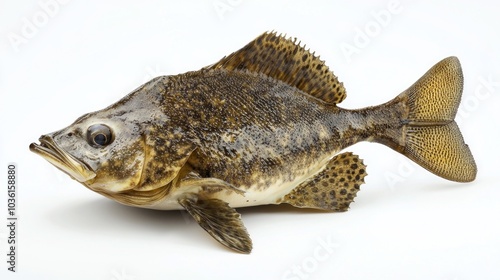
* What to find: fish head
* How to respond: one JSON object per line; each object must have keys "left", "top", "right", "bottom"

{"left": 30, "top": 77, "right": 198, "bottom": 206}
{"left": 30, "top": 110, "right": 148, "bottom": 194}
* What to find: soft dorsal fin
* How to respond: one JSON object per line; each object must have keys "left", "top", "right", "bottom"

{"left": 208, "top": 31, "right": 346, "bottom": 104}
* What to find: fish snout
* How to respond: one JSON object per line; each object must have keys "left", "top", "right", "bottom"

{"left": 30, "top": 134, "right": 96, "bottom": 182}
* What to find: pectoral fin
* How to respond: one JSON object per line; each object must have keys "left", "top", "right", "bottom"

{"left": 180, "top": 175, "right": 245, "bottom": 196}
{"left": 178, "top": 193, "right": 252, "bottom": 253}
{"left": 281, "top": 152, "right": 367, "bottom": 211}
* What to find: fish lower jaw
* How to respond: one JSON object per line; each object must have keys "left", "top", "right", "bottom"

{"left": 29, "top": 140, "right": 96, "bottom": 183}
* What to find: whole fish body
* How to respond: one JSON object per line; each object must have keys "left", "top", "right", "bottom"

{"left": 30, "top": 32, "right": 477, "bottom": 253}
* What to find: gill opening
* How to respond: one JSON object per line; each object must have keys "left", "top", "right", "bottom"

{"left": 137, "top": 132, "right": 149, "bottom": 189}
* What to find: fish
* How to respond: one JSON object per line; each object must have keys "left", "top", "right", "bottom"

{"left": 30, "top": 31, "right": 477, "bottom": 253}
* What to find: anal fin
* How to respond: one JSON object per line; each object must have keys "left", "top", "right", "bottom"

{"left": 281, "top": 152, "right": 367, "bottom": 211}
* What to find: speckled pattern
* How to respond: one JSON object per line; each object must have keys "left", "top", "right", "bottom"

{"left": 401, "top": 57, "right": 476, "bottom": 182}
{"left": 281, "top": 152, "right": 367, "bottom": 211}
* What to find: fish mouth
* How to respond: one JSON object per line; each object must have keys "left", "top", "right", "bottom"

{"left": 30, "top": 135, "right": 96, "bottom": 182}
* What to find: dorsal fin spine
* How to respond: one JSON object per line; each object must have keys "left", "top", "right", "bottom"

{"left": 208, "top": 31, "right": 347, "bottom": 104}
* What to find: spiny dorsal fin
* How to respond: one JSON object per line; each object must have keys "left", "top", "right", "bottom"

{"left": 209, "top": 31, "right": 346, "bottom": 104}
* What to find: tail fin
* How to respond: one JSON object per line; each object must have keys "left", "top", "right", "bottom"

{"left": 399, "top": 56, "right": 476, "bottom": 182}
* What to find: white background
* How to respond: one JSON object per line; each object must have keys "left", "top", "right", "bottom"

{"left": 1, "top": 1, "right": 499, "bottom": 279}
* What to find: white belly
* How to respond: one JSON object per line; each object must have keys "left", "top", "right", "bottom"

{"left": 144, "top": 154, "right": 333, "bottom": 210}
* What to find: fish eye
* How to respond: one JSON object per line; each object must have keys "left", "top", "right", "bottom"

{"left": 87, "top": 124, "right": 114, "bottom": 147}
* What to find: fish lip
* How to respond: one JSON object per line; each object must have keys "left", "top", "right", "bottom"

{"left": 30, "top": 135, "right": 96, "bottom": 182}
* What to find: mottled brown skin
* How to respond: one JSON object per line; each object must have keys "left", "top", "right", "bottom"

{"left": 30, "top": 32, "right": 477, "bottom": 253}
{"left": 81, "top": 67, "right": 403, "bottom": 208}
{"left": 145, "top": 69, "right": 398, "bottom": 192}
